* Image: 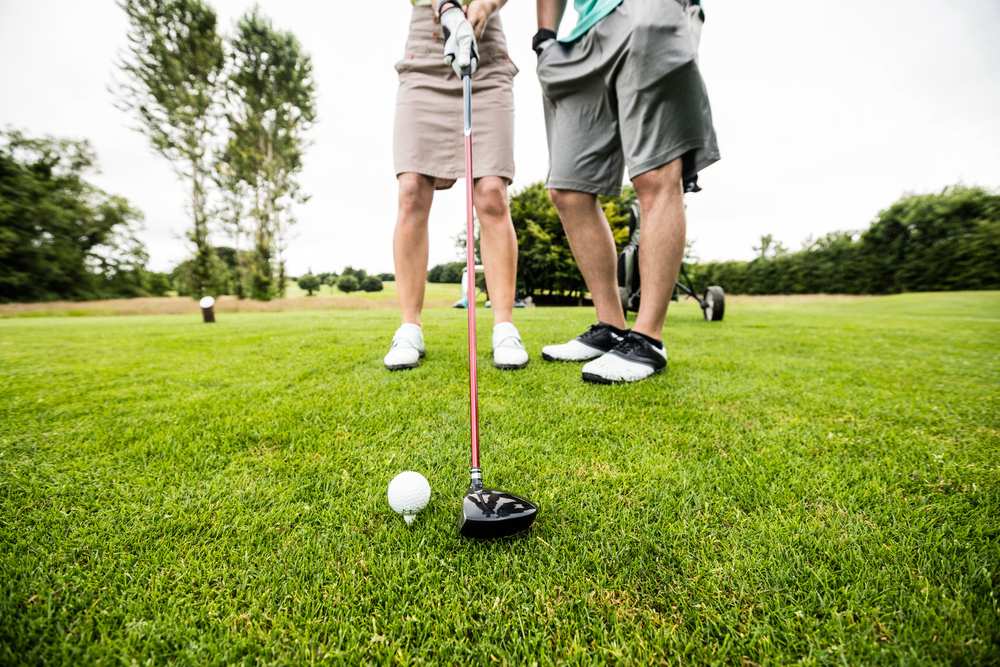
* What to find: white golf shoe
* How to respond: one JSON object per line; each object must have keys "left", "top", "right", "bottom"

{"left": 384, "top": 323, "right": 425, "bottom": 370}
{"left": 581, "top": 332, "right": 667, "bottom": 384}
{"left": 492, "top": 322, "right": 528, "bottom": 370}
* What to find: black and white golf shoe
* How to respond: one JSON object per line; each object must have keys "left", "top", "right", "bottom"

{"left": 541, "top": 323, "right": 627, "bottom": 362}
{"left": 581, "top": 331, "right": 667, "bottom": 384}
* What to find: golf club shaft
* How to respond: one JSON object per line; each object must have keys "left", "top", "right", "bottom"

{"left": 463, "top": 74, "right": 481, "bottom": 476}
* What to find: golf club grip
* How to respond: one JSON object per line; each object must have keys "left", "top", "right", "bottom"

{"left": 463, "top": 75, "right": 480, "bottom": 471}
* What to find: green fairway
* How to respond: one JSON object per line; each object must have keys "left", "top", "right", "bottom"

{"left": 1, "top": 293, "right": 998, "bottom": 664}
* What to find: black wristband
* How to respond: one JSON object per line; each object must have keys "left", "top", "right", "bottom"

{"left": 437, "top": 0, "right": 462, "bottom": 17}
{"left": 532, "top": 29, "right": 557, "bottom": 55}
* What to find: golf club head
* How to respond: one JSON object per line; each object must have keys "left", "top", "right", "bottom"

{"left": 460, "top": 487, "right": 537, "bottom": 539}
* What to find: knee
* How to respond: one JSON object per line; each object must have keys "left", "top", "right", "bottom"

{"left": 548, "top": 188, "right": 595, "bottom": 216}
{"left": 397, "top": 174, "right": 432, "bottom": 220}
{"left": 474, "top": 178, "right": 509, "bottom": 222}
{"left": 634, "top": 162, "right": 684, "bottom": 210}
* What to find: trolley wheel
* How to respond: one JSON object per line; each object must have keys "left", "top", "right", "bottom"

{"left": 702, "top": 286, "right": 725, "bottom": 321}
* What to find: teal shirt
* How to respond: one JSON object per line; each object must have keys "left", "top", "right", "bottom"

{"left": 561, "top": 0, "right": 624, "bottom": 42}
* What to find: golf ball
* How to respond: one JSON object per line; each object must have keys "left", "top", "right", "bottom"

{"left": 387, "top": 471, "right": 431, "bottom": 525}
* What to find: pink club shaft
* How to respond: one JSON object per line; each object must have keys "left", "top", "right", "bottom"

{"left": 462, "top": 74, "right": 480, "bottom": 472}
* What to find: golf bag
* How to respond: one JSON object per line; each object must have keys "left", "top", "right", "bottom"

{"left": 616, "top": 203, "right": 726, "bottom": 321}
{"left": 617, "top": 204, "right": 643, "bottom": 314}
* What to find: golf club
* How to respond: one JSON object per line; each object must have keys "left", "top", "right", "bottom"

{"left": 458, "top": 70, "right": 537, "bottom": 539}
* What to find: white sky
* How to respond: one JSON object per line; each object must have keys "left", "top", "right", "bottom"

{"left": 1, "top": 0, "right": 998, "bottom": 274}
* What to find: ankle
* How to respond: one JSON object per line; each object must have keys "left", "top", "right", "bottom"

{"left": 630, "top": 326, "right": 662, "bottom": 344}
{"left": 596, "top": 309, "right": 626, "bottom": 330}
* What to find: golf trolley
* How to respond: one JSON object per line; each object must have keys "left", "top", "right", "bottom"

{"left": 617, "top": 203, "right": 726, "bottom": 321}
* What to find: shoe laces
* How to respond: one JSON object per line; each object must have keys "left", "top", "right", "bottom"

{"left": 580, "top": 323, "right": 620, "bottom": 345}
{"left": 611, "top": 333, "right": 645, "bottom": 356}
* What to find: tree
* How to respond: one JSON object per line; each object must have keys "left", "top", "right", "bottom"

{"left": 360, "top": 275, "right": 383, "bottom": 292}
{"left": 114, "top": 0, "right": 226, "bottom": 297}
{"left": 0, "top": 130, "right": 151, "bottom": 302}
{"left": 297, "top": 272, "right": 321, "bottom": 296}
{"left": 336, "top": 274, "right": 359, "bottom": 293}
{"left": 752, "top": 234, "right": 788, "bottom": 260}
{"left": 213, "top": 161, "right": 252, "bottom": 298}
{"left": 378, "top": 272, "right": 395, "bottom": 282}
{"left": 220, "top": 8, "right": 317, "bottom": 300}
{"left": 169, "top": 245, "right": 242, "bottom": 296}
{"left": 506, "top": 182, "right": 632, "bottom": 299}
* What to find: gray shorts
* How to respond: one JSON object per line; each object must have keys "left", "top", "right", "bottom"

{"left": 537, "top": 0, "right": 720, "bottom": 195}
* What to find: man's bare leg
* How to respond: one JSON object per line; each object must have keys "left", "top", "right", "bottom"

{"left": 474, "top": 176, "right": 516, "bottom": 325}
{"left": 547, "top": 189, "right": 626, "bottom": 329}
{"left": 393, "top": 173, "right": 435, "bottom": 325}
{"left": 630, "top": 159, "right": 686, "bottom": 341}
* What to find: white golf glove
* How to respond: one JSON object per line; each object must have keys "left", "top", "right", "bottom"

{"left": 440, "top": 5, "right": 478, "bottom": 77}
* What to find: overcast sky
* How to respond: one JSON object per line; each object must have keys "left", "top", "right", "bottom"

{"left": 1, "top": 0, "right": 998, "bottom": 274}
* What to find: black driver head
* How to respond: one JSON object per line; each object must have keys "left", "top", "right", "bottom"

{"left": 459, "top": 487, "right": 537, "bottom": 539}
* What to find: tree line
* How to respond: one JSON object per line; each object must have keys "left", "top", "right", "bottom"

{"left": 0, "top": 123, "right": 393, "bottom": 302}
{"left": 1, "top": 0, "right": 315, "bottom": 304}
{"left": 294, "top": 267, "right": 392, "bottom": 296}
{"left": 426, "top": 183, "right": 999, "bottom": 298}
{"left": 689, "top": 186, "right": 999, "bottom": 295}
{"left": 114, "top": 0, "right": 315, "bottom": 301}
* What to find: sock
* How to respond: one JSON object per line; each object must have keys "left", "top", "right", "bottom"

{"left": 599, "top": 321, "right": 629, "bottom": 337}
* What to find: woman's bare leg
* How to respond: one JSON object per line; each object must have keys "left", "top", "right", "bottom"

{"left": 474, "top": 176, "right": 517, "bottom": 324}
{"left": 393, "top": 173, "right": 435, "bottom": 325}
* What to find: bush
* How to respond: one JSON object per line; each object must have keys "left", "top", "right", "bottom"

{"left": 361, "top": 276, "right": 383, "bottom": 292}
{"left": 297, "top": 273, "right": 321, "bottom": 296}
{"left": 378, "top": 273, "right": 395, "bottom": 282}
{"left": 428, "top": 262, "right": 465, "bottom": 283}
{"left": 336, "top": 275, "right": 360, "bottom": 293}
{"left": 340, "top": 266, "right": 367, "bottom": 281}
{"left": 144, "top": 272, "right": 173, "bottom": 296}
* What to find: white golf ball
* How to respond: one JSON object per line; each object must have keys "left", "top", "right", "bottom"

{"left": 387, "top": 471, "right": 431, "bottom": 525}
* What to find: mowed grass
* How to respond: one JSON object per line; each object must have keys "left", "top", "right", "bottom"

{"left": 1, "top": 292, "right": 998, "bottom": 665}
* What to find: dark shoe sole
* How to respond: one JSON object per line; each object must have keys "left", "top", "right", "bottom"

{"left": 494, "top": 361, "right": 529, "bottom": 370}
{"left": 541, "top": 352, "right": 603, "bottom": 362}
{"left": 385, "top": 350, "right": 425, "bottom": 371}
{"left": 386, "top": 363, "right": 419, "bottom": 371}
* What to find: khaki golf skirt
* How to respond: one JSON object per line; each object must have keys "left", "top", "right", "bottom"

{"left": 393, "top": 7, "right": 517, "bottom": 189}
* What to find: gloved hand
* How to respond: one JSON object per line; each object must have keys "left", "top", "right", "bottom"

{"left": 532, "top": 28, "right": 557, "bottom": 57}
{"left": 440, "top": 5, "right": 478, "bottom": 77}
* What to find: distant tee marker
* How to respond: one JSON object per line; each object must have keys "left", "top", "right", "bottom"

{"left": 199, "top": 296, "right": 216, "bottom": 323}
